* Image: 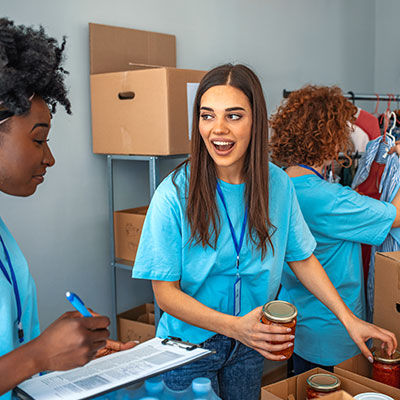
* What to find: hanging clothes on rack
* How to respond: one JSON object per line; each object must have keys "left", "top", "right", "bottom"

{"left": 352, "top": 135, "right": 400, "bottom": 320}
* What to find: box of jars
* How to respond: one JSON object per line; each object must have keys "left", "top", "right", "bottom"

{"left": 260, "top": 368, "right": 377, "bottom": 400}
{"left": 335, "top": 352, "right": 400, "bottom": 399}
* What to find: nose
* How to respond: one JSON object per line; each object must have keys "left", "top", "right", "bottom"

{"left": 43, "top": 142, "right": 55, "bottom": 167}
{"left": 212, "top": 116, "right": 229, "bottom": 135}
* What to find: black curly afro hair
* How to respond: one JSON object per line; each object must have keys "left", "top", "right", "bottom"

{"left": 0, "top": 18, "right": 71, "bottom": 119}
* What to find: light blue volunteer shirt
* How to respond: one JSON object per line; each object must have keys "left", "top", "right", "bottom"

{"left": 133, "top": 163, "right": 316, "bottom": 344}
{"left": 279, "top": 175, "right": 396, "bottom": 366}
{"left": 0, "top": 218, "right": 40, "bottom": 400}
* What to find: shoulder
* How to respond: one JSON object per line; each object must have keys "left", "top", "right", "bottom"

{"left": 268, "top": 162, "right": 291, "bottom": 187}
{"left": 150, "top": 164, "right": 189, "bottom": 213}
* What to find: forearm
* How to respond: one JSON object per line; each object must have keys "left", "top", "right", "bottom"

{"left": 391, "top": 188, "right": 400, "bottom": 227}
{"left": 288, "top": 255, "right": 355, "bottom": 327}
{"left": 152, "top": 280, "right": 239, "bottom": 339}
{"left": 0, "top": 339, "right": 41, "bottom": 395}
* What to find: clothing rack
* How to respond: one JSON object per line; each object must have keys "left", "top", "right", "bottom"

{"left": 282, "top": 89, "right": 400, "bottom": 102}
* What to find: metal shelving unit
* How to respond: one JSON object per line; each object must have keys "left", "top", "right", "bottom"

{"left": 107, "top": 154, "right": 186, "bottom": 338}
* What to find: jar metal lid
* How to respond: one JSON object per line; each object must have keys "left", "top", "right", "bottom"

{"left": 373, "top": 349, "right": 400, "bottom": 364}
{"left": 262, "top": 300, "right": 297, "bottom": 323}
{"left": 306, "top": 373, "right": 341, "bottom": 392}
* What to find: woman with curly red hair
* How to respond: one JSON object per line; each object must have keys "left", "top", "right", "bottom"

{"left": 270, "top": 85, "right": 400, "bottom": 374}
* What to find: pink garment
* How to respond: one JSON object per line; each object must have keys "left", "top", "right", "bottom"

{"left": 354, "top": 109, "right": 380, "bottom": 140}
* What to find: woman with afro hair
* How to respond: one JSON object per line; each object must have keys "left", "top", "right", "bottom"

{"left": 0, "top": 18, "right": 134, "bottom": 398}
{"left": 270, "top": 85, "right": 400, "bottom": 374}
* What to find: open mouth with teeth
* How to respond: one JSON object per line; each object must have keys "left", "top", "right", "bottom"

{"left": 212, "top": 140, "right": 235, "bottom": 152}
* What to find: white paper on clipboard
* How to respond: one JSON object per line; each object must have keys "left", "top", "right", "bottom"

{"left": 16, "top": 337, "right": 212, "bottom": 400}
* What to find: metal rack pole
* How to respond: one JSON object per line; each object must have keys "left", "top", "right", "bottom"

{"left": 107, "top": 155, "right": 118, "bottom": 339}
{"left": 148, "top": 157, "right": 162, "bottom": 326}
{"left": 283, "top": 89, "right": 400, "bottom": 102}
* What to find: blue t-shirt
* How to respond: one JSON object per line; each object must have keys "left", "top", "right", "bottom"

{"left": 0, "top": 218, "right": 40, "bottom": 400}
{"left": 279, "top": 175, "right": 396, "bottom": 366}
{"left": 133, "top": 163, "right": 316, "bottom": 344}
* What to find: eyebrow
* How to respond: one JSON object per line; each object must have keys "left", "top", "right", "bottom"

{"left": 30, "top": 123, "right": 50, "bottom": 132}
{"left": 200, "top": 106, "right": 246, "bottom": 112}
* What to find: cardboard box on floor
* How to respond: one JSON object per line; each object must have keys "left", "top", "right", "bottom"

{"left": 335, "top": 353, "right": 400, "bottom": 399}
{"left": 373, "top": 252, "right": 400, "bottom": 341}
{"left": 114, "top": 206, "right": 147, "bottom": 262}
{"left": 117, "top": 303, "right": 155, "bottom": 343}
{"left": 323, "top": 391, "right": 355, "bottom": 400}
{"left": 89, "top": 23, "right": 206, "bottom": 155}
{"left": 261, "top": 368, "right": 376, "bottom": 400}
{"left": 332, "top": 252, "right": 400, "bottom": 399}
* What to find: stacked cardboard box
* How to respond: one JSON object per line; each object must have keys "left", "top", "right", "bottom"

{"left": 89, "top": 23, "right": 206, "bottom": 155}
{"left": 117, "top": 303, "right": 155, "bottom": 343}
{"left": 114, "top": 206, "right": 147, "bottom": 262}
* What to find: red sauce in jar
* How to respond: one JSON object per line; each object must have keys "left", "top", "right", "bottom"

{"left": 306, "top": 373, "right": 341, "bottom": 399}
{"left": 372, "top": 349, "right": 400, "bottom": 388}
{"left": 261, "top": 300, "right": 297, "bottom": 359}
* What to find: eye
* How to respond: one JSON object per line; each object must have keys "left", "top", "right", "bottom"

{"left": 34, "top": 139, "right": 49, "bottom": 145}
{"left": 228, "top": 113, "right": 242, "bottom": 121}
{"left": 200, "top": 113, "right": 213, "bottom": 121}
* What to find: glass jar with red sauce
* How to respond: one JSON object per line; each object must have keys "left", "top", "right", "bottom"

{"left": 372, "top": 349, "right": 400, "bottom": 388}
{"left": 306, "top": 373, "right": 341, "bottom": 399}
{"left": 261, "top": 300, "right": 297, "bottom": 359}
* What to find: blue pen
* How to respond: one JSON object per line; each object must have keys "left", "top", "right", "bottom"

{"left": 65, "top": 291, "right": 92, "bottom": 317}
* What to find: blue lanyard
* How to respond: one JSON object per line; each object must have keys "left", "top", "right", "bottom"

{"left": 216, "top": 182, "right": 248, "bottom": 273}
{"left": 0, "top": 234, "right": 24, "bottom": 343}
{"left": 298, "top": 164, "right": 324, "bottom": 180}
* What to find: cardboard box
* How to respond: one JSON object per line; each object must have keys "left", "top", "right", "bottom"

{"left": 323, "top": 391, "right": 355, "bottom": 400}
{"left": 261, "top": 368, "right": 376, "bottom": 400}
{"left": 373, "top": 252, "right": 400, "bottom": 341}
{"left": 114, "top": 206, "right": 147, "bottom": 262}
{"left": 89, "top": 23, "right": 206, "bottom": 155}
{"left": 335, "top": 353, "right": 400, "bottom": 399}
{"left": 117, "top": 303, "right": 155, "bottom": 343}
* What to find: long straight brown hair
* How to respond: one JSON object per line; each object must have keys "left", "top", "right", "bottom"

{"left": 173, "top": 64, "right": 275, "bottom": 258}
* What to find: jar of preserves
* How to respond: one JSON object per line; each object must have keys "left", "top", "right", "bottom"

{"left": 261, "top": 300, "right": 297, "bottom": 359}
{"left": 372, "top": 349, "right": 400, "bottom": 388}
{"left": 306, "top": 373, "right": 341, "bottom": 399}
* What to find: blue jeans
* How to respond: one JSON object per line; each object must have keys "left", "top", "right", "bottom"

{"left": 162, "top": 334, "right": 264, "bottom": 400}
{"left": 292, "top": 353, "right": 333, "bottom": 375}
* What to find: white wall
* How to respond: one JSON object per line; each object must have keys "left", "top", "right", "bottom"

{"left": 374, "top": 0, "right": 400, "bottom": 113}
{"left": 1, "top": 0, "right": 377, "bottom": 331}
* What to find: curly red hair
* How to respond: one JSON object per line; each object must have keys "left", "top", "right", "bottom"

{"left": 270, "top": 85, "right": 357, "bottom": 167}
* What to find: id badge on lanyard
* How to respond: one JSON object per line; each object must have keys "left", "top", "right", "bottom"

{"left": 216, "top": 182, "right": 247, "bottom": 317}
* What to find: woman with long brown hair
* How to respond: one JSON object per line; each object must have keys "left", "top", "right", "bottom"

{"left": 270, "top": 85, "right": 400, "bottom": 375}
{"left": 133, "top": 66, "right": 396, "bottom": 399}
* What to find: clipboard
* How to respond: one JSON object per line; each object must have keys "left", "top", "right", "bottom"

{"left": 15, "top": 337, "right": 214, "bottom": 400}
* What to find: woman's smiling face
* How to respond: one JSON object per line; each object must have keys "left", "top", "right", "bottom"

{"left": 199, "top": 84, "right": 252, "bottom": 183}
{"left": 0, "top": 96, "right": 55, "bottom": 197}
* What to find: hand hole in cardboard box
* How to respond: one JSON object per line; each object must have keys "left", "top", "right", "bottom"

{"left": 396, "top": 303, "right": 400, "bottom": 313}
{"left": 118, "top": 91, "right": 135, "bottom": 100}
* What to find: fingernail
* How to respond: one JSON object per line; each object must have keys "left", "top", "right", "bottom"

{"left": 289, "top": 335, "right": 295, "bottom": 340}
{"left": 134, "top": 340, "right": 140, "bottom": 344}
{"left": 286, "top": 328, "right": 292, "bottom": 332}
{"left": 280, "top": 355, "right": 286, "bottom": 360}
{"left": 368, "top": 356, "right": 373, "bottom": 363}
{"left": 287, "top": 343, "right": 293, "bottom": 348}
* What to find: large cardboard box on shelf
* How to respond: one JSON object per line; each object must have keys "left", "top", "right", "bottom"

{"left": 261, "top": 368, "right": 376, "bottom": 400}
{"left": 117, "top": 303, "right": 155, "bottom": 343}
{"left": 89, "top": 23, "right": 206, "bottom": 155}
{"left": 335, "top": 353, "right": 400, "bottom": 399}
{"left": 114, "top": 206, "right": 147, "bottom": 262}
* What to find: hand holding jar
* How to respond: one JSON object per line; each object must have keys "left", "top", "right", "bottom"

{"left": 231, "top": 304, "right": 296, "bottom": 361}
